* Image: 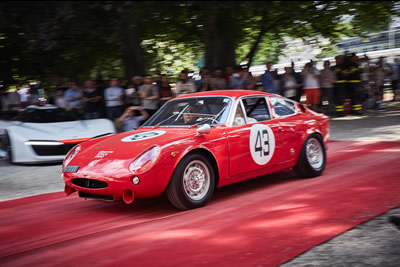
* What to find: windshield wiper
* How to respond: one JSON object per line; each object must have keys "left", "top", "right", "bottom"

{"left": 189, "top": 106, "right": 227, "bottom": 129}
{"left": 152, "top": 113, "right": 179, "bottom": 129}
{"left": 153, "top": 104, "right": 190, "bottom": 129}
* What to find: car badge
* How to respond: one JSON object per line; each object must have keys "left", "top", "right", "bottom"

{"left": 63, "top": 165, "right": 79, "bottom": 173}
{"left": 95, "top": 151, "right": 114, "bottom": 158}
{"left": 88, "top": 160, "right": 100, "bottom": 167}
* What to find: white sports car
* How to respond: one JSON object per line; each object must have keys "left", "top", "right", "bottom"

{"left": 0, "top": 105, "right": 116, "bottom": 164}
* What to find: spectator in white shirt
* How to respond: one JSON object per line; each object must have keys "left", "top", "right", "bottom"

{"left": 302, "top": 61, "right": 321, "bottom": 111}
{"left": 17, "top": 84, "right": 30, "bottom": 105}
{"left": 104, "top": 77, "right": 125, "bottom": 121}
{"left": 280, "top": 67, "right": 299, "bottom": 100}
{"left": 0, "top": 86, "right": 22, "bottom": 112}
{"left": 55, "top": 88, "right": 69, "bottom": 110}
{"left": 175, "top": 71, "right": 196, "bottom": 96}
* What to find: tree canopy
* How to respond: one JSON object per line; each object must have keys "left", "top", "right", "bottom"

{"left": 0, "top": 1, "right": 398, "bottom": 87}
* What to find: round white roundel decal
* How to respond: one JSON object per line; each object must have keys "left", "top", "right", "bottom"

{"left": 121, "top": 130, "right": 166, "bottom": 142}
{"left": 249, "top": 124, "right": 275, "bottom": 165}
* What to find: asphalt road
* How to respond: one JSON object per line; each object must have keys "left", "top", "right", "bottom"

{"left": 0, "top": 100, "right": 399, "bottom": 266}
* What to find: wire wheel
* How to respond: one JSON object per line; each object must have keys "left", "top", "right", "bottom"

{"left": 306, "top": 137, "right": 324, "bottom": 170}
{"left": 182, "top": 160, "right": 210, "bottom": 201}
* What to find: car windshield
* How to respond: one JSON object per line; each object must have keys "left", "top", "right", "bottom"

{"left": 142, "top": 96, "right": 232, "bottom": 127}
{"left": 15, "top": 106, "right": 78, "bottom": 123}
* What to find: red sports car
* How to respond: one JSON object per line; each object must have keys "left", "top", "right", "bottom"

{"left": 63, "top": 90, "right": 329, "bottom": 210}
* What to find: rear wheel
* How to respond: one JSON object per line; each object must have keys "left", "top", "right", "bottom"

{"left": 166, "top": 153, "right": 215, "bottom": 210}
{"left": 294, "top": 134, "right": 326, "bottom": 178}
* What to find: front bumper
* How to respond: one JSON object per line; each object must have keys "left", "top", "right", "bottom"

{"left": 63, "top": 166, "right": 171, "bottom": 203}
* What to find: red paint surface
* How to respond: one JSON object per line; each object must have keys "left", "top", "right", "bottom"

{"left": 1, "top": 140, "right": 400, "bottom": 266}
{"left": 58, "top": 137, "right": 91, "bottom": 144}
{"left": 64, "top": 90, "right": 329, "bottom": 201}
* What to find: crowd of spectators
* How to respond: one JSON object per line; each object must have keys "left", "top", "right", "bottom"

{"left": 1, "top": 54, "right": 398, "bottom": 132}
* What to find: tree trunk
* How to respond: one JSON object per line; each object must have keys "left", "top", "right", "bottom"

{"left": 243, "top": 9, "right": 268, "bottom": 68}
{"left": 121, "top": 25, "right": 145, "bottom": 79}
{"left": 244, "top": 27, "right": 266, "bottom": 68}
{"left": 118, "top": 3, "right": 145, "bottom": 80}
{"left": 204, "top": 6, "right": 236, "bottom": 70}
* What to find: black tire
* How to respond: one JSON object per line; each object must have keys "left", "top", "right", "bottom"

{"left": 166, "top": 153, "right": 215, "bottom": 210}
{"left": 2, "top": 131, "right": 13, "bottom": 164}
{"left": 293, "top": 133, "right": 326, "bottom": 178}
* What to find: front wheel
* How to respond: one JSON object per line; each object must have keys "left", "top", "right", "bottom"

{"left": 294, "top": 134, "right": 326, "bottom": 178}
{"left": 2, "top": 131, "right": 13, "bottom": 164}
{"left": 166, "top": 153, "right": 215, "bottom": 210}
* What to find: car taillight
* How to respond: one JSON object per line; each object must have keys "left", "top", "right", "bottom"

{"left": 129, "top": 146, "right": 161, "bottom": 173}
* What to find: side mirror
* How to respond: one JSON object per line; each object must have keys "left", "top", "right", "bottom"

{"left": 196, "top": 124, "right": 211, "bottom": 136}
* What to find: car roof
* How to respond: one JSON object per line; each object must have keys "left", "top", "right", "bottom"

{"left": 174, "top": 90, "right": 276, "bottom": 100}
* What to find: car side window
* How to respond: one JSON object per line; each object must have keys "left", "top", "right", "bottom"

{"left": 270, "top": 97, "right": 296, "bottom": 117}
{"left": 232, "top": 103, "right": 246, "bottom": 127}
{"left": 242, "top": 97, "right": 271, "bottom": 123}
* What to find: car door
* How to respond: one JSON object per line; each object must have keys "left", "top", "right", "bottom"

{"left": 269, "top": 96, "right": 304, "bottom": 163}
{"left": 226, "top": 96, "right": 285, "bottom": 177}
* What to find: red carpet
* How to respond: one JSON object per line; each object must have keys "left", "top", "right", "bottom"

{"left": 1, "top": 141, "right": 400, "bottom": 266}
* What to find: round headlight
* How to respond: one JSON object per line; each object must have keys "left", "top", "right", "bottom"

{"left": 63, "top": 144, "right": 81, "bottom": 169}
{"left": 129, "top": 146, "right": 161, "bottom": 173}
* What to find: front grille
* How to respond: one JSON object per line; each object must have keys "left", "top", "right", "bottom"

{"left": 72, "top": 178, "right": 108, "bottom": 189}
{"left": 31, "top": 143, "right": 76, "bottom": 156}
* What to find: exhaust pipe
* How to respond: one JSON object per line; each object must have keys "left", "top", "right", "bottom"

{"left": 122, "top": 189, "right": 135, "bottom": 204}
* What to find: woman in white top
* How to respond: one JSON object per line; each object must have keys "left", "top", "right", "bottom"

{"left": 280, "top": 67, "right": 299, "bottom": 100}
{"left": 55, "top": 88, "right": 69, "bottom": 110}
{"left": 302, "top": 62, "right": 321, "bottom": 111}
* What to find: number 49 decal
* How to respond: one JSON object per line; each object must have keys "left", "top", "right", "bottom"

{"left": 250, "top": 124, "right": 275, "bottom": 165}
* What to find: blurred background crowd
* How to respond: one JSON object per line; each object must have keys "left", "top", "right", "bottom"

{"left": 1, "top": 53, "right": 399, "bottom": 132}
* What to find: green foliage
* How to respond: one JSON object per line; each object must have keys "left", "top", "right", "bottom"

{"left": 0, "top": 1, "right": 398, "bottom": 87}
{"left": 141, "top": 38, "right": 200, "bottom": 79}
{"left": 236, "top": 33, "right": 285, "bottom": 65}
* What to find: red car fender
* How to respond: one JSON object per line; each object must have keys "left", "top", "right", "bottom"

{"left": 168, "top": 139, "right": 227, "bottom": 188}
{"left": 303, "top": 125, "right": 326, "bottom": 145}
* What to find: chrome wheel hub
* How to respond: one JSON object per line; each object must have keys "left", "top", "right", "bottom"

{"left": 306, "top": 137, "right": 324, "bottom": 170}
{"left": 183, "top": 160, "right": 210, "bottom": 200}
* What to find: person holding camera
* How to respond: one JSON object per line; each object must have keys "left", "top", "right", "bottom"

{"left": 116, "top": 106, "right": 149, "bottom": 132}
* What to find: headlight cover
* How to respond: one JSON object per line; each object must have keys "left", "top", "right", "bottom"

{"left": 63, "top": 144, "right": 81, "bottom": 169}
{"left": 129, "top": 146, "right": 161, "bottom": 173}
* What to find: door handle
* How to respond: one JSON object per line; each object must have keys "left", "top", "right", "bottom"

{"left": 278, "top": 127, "right": 283, "bottom": 131}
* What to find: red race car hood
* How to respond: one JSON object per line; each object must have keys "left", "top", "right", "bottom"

{"left": 75, "top": 127, "right": 197, "bottom": 161}
{"left": 66, "top": 127, "right": 201, "bottom": 178}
